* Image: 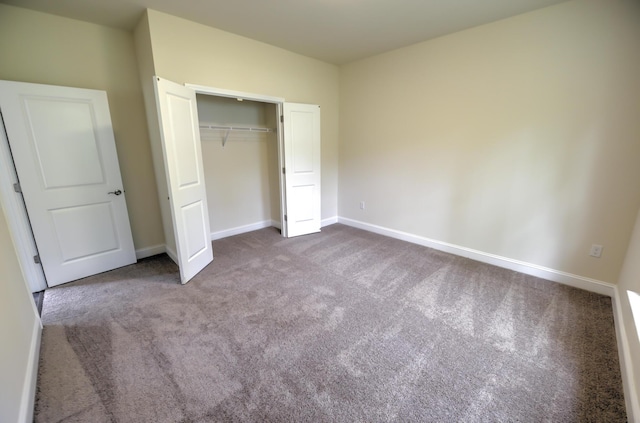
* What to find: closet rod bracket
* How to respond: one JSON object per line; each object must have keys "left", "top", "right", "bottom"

{"left": 222, "top": 129, "right": 231, "bottom": 147}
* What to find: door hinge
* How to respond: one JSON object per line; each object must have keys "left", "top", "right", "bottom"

{"left": 280, "top": 115, "right": 284, "bottom": 123}
{"left": 284, "top": 214, "right": 287, "bottom": 222}
{"left": 33, "top": 254, "right": 41, "bottom": 264}
{"left": 282, "top": 167, "right": 286, "bottom": 174}
{"left": 13, "top": 182, "right": 21, "bottom": 193}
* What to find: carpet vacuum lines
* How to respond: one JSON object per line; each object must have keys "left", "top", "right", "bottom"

{"left": 35, "top": 224, "right": 626, "bottom": 422}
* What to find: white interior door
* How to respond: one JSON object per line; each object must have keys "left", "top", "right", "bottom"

{"left": 282, "top": 103, "right": 321, "bottom": 237}
{"left": 0, "top": 80, "right": 136, "bottom": 287}
{"left": 153, "top": 77, "right": 213, "bottom": 284}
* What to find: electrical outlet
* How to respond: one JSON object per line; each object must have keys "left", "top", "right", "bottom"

{"left": 360, "top": 201, "right": 365, "bottom": 210}
{"left": 590, "top": 244, "right": 603, "bottom": 258}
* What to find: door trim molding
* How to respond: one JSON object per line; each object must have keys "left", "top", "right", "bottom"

{"left": 0, "top": 111, "right": 48, "bottom": 292}
{"left": 184, "top": 82, "right": 289, "bottom": 238}
{"left": 185, "top": 84, "right": 284, "bottom": 104}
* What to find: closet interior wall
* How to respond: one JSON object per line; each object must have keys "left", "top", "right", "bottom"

{"left": 196, "top": 94, "right": 280, "bottom": 236}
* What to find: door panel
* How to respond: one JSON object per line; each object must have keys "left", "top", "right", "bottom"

{"left": 181, "top": 200, "right": 208, "bottom": 260}
{"left": 50, "top": 202, "right": 119, "bottom": 261}
{"left": 167, "top": 93, "right": 201, "bottom": 187}
{"left": 290, "top": 185, "right": 315, "bottom": 222}
{"left": 290, "top": 113, "right": 314, "bottom": 173}
{"left": 25, "top": 98, "right": 105, "bottom": 188}
{"left": 283, "top": 103, "right": 321, "bottom": 237}
{"left": 0, "top": 80, "right": 136, "bottom": 287}
{"left": 154, "top": 77, "right": 213, "bottom": 284}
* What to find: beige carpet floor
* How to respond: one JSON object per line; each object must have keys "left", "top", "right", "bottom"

{"left": 35, "top": 224, "right": 626, "bottom": 422}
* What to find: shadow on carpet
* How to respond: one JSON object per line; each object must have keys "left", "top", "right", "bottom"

{"left": 35, "top": 224, "right": 626, "bottom": 422}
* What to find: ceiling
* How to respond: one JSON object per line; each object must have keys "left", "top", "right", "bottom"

{"left": 1, "top": 0, "right": 569, "bottom": 64}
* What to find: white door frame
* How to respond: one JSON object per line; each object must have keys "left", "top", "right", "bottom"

{"left": 185, "top": 84, "right": 289, "bottom": 237}
{"left": 0, "top": 111, "right": 48, "bottom": 293}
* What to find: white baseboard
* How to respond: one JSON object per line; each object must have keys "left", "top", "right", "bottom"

{"left": 322, "top": 216, "right": 338, "bottom": 227}
{"left": 135, "top": 244, "right": 166, "bottom": 260}
{"left": 145, "top": 218, "right": 336, "bottom": 254}
{"left": 337, "top": 217, "right": 615, "bottom": 296}
{"left": 208, "top": 217, "right": 336, "bottom": 240}
{"left": 612, "top": 288, "right": 640, "bottom": 422}
{"left": 165, "top": 246, "right": 178, "bottom": 265}
{"left": 19, "top": 318, "right": 42, "bottom": 423}
{"left": 211, "top": 220, "right": 275, "bottom": 241}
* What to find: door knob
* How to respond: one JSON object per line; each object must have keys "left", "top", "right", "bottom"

{"left": 108, "top": 189, "right": 122, "bottom": 196}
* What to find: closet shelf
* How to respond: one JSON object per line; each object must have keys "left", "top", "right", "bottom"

{"left": 199, "top": 124, "right": 276, "bottom": 147}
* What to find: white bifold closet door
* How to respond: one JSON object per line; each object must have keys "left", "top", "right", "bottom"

{"left": 282, "top": 103, "right": 321, "bottom": 237}
{"left": 0, "top": 80, "right": 136, "bottom": 287}
{"left": 153, "top": 77, "right": 321, "bottom": 283}
{"left": 153, "top": 77, "right": 213, "bottom": 284}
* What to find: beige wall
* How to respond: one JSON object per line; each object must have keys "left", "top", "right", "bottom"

{"left": 132, "top": 11, "right": 178, "bottom": 256}
{"left": 339, "top": 0, "right": 640, "bottom": 283}
{"left": 0, "top": 207, "right": 39, "bottom": 422}
{"left": 0, "top": 4, "right": 163, "bottom": 252}
{"left": 142, "top": 9, "right": 340, "bottom": 224}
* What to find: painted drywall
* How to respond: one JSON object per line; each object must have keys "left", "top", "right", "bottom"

{"left": 339, "top": 0, "right": 640, "bottom": 283}
{"left": 141, "top": 9, "right": 339, "bottom": 226}
{"left": 132, "top": 11, "right": 177, "bottom": 257}
{"left": 0, "top": 207, "right": 40, "bottom": 423}
{"left": 0, "top": 4, "right": 163, "bottom": 252}
{"left": 617, "top": 207, "right": 640, "bottom": 416}
{"left": 197, "top": 95, "right": 280, "bottom": 232}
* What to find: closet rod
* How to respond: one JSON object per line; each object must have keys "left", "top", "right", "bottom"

{"left": 199, "top": 124, "right": 276, "bottom": 147}
{"left": 199, "top": 124, "right": 275, "bottom": 132}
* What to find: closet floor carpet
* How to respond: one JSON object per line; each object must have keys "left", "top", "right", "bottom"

{"left": 35, "top": 224, "right": 626, "bottom": 422}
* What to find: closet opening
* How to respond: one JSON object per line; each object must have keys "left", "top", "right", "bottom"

{"left": 154, "top": 78, "right": 320, "bottom": 282}
{"left": 195, "top": 93, "right": 282, "bottom": 240}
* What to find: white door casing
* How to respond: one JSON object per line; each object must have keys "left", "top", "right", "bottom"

{"left": 282, "top": 103, "right": 321, "bottom": 237}
{"left": 0, "top": 80, "right": 136, "bottom": 287}
{"left": 153, "top": 77, "right": 213, "bottom": 284}
{"left": 0, "top": 111, "right": 47, "bottom": 292}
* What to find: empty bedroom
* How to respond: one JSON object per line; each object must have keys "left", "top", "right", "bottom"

{"left": 1, "top": 0, "right": 639, "bottom": 421}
